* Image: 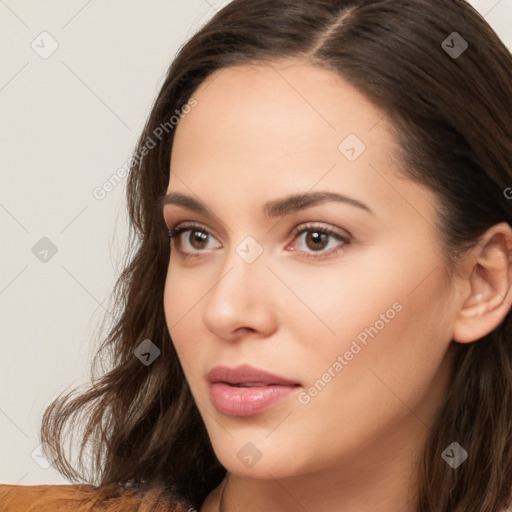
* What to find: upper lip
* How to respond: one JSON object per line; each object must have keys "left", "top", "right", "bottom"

{"left": 207, "top": 364, "right": 301, "bottom": 386}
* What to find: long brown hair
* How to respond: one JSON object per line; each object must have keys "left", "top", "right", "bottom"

{"left": 41, "top": 1, "right": 512, "bottom": 510}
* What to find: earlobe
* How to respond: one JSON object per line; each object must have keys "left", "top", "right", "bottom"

{"left": 452, "top": 222, "right": 512, "bottom": 344}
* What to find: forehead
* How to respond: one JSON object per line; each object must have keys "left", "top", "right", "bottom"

{"left": 168, "top": 61, "right": 438, "bottom": 230}
{"left": 171, "top": 62, "right": 392, "bottom": 174}
{"left": 173, "top": 61, "right": 390, "bottom": 158}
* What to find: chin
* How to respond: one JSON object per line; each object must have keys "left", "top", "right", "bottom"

{"left": 212, "top": 439, "right": 307, "bottom": 480}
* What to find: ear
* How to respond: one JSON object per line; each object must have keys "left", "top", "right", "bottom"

{"left": 453, "top": 222, "right": 512, "bottom": 343}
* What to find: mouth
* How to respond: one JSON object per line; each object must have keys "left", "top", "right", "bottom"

{"left": 207, "top": 364, "right": 302, "bottom": 416}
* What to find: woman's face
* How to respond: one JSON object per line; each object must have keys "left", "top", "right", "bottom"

{"left": 163, "top": 61, "right": 462, "bottom": 481}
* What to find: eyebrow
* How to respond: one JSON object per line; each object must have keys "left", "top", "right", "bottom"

{"left": 159, "top": 190, "right": 373, "bottom": 218}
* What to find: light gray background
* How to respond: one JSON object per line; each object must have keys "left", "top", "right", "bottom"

{"left": 1, "top": 0, "right": 510, "bottom": 485}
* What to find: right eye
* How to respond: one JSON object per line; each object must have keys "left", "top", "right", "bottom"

{"left": 167, "top": 222, "right": 222, "bottom": 257}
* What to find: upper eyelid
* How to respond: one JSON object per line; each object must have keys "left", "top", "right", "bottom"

{"left": 164, "top": 213, "right": 227, "bottom": 240}
{"left": 162, "top": 205, "right": 232, "bottom": 237}
{"left": 167, "top": 220, "right": 217, "bottom": 236}
{"left": 291, "top": 222, "right": 351, "bottom": 239}
{"left": 166, "top": 220, "right": 347, "bottom": 234}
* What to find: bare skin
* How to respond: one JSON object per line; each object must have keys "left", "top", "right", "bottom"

{"left": 161, "top": 61, "right": 512, "bottom": 512}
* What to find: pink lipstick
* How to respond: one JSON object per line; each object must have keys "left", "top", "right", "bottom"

{"left": 207, "top": 364, "right": 301, "bottom": 416}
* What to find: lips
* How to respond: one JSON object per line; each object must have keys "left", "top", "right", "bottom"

{"left": 207, "top": 364, "right": 301, "bottom": 387}
{"left": 207, "top": 364, "right": 302, "bottom": 416}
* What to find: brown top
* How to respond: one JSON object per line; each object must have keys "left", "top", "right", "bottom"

{"left": 0, "top": 483, "right": 195, "bottom": 512}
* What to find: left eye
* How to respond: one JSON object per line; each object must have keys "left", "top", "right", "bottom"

{"left": 289, "top": 226, "right": 349, "bottom": 256}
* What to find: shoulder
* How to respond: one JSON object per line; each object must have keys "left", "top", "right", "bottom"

{"left": 0, "top": 482, "right": 194, "bottom": 512}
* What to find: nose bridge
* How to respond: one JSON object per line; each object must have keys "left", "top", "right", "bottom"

{"left": 212, "top": 234, "right": 268, "bottom": 303}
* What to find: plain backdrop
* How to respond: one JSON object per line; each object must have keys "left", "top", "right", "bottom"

{"left": 1, "top": 0, "right": 511, "bottom": 485}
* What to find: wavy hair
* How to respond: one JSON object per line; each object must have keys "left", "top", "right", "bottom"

{"left": 41, "top": 0, "right": 512, "bottom": 510}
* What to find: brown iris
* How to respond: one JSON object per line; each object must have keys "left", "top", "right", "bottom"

{"left": 305, "top": 231, "right": 329, "bottom": 251}
{"left": 189, "top": 230, "right": 209, "bottom": 250}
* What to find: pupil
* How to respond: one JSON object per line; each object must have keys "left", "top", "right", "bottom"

{"left": 306, "top": 231, "right": 328, "bottom": 250}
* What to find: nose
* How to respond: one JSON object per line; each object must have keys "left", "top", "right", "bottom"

{"left": 202, "top": 245, "right": 278, "bottom": 342}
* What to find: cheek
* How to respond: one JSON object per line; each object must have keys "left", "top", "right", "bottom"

{"left": 292, "top": 265, "right": 454, "bottom": 444}
{"left": 163, "top": 258, "right": 220, "bottom": 386}
{"left": 287, "top": 247, "right": 453, "bottom": 413}
{"left": 163, "top": 257, "right": 205, "bottom": 326}
{"left": 273, "top": 246, "right": 425, "bottom": 351}
{"left": 163, "top": 262, "right": 198, "bottom": 357}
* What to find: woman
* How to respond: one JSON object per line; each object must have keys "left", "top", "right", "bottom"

{"left": 2, "top": 0, "right": 512, "bottom": 511}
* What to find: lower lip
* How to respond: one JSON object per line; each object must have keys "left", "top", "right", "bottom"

{"left": 210, "top": 382, "right": 300, "bottom": 416}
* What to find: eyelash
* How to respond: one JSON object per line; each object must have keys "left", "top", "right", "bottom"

{"left": 166, "top": 221, "right": 351, "bottom": 260}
